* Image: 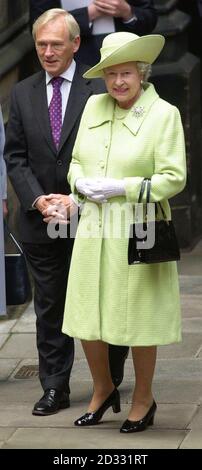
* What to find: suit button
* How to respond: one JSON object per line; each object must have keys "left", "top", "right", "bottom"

{"left": 99, "top": 161, "right": 105, "bottom": 168}
{"left": 57, "top": 160, "right": 62, "bottom": 166}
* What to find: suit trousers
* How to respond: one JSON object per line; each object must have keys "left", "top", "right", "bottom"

{"left": 23, "top": 238, "right": 74, "bottom": 393}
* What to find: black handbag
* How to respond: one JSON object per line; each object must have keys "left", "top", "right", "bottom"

{"left": 128, "top": 178, "right": 180, "bottom": 265}
{"left": 5, "top": 224, "right": 32, "bottom": 305}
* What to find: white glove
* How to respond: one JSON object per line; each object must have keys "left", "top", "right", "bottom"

{"left": 75, "top": 178, "right": 99, "bottom": 198}
{"left": 76, "top": 177, "right": 125, "bottom": 202}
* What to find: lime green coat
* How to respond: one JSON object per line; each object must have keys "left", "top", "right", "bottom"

{"left": 62, "top": 83, "right": 186, "bottom": 346}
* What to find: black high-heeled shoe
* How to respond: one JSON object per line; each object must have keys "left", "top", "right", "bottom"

{"left": 120, "top": 400, "right": 157, "bottom": 433}
{"left": 74, "top": 388, "right": 121, "bottom": 426}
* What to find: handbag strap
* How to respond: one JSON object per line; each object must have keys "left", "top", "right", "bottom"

{"left": 144, "top": 178, "right": 167, "bottom": 220}
{"left": 4, "top": 222, "right": 23, "bottom": 254}
{"left": 136, "top": 178, "right": 150, "bottom": 221}
{"left": 146, "top": 178, "right": 151, "bottom": 205}
{"left": 138, "top": 178, "right": 148, "bottom": 203}
{"left": 137, "top": 178, "right": 168, "bottom": 221}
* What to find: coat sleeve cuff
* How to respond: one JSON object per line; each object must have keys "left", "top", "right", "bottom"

{"left": 124, "top": 176, "right": 145, "bottom": 203}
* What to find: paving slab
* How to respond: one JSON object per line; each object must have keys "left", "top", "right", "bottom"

{"left": 75, "top": 339, "right": 88, "bottom": 360}
{"left": 180, "top": 430, "right": 202, "bottom": 449}
{"left": 187, "top": 405, "right": 202, "bottom": 429}
{"left": 0, "top": 333, "right": 37, "bottom": 359}
{"left": 182, "top": 317, "right": 202, "bottom": 333}
{"left": 0, "top": 359, "right": 20, "bottom": 381}
{"left": 151, "top": 379, "right": 202, "bottom": 404}
{"left": 0, "top": 428, "right": 15, "bottom": 441}
{"left": 178, "top": 241, "right": 202, "bottom": 276}
{"left": 0, "top": 334, "right": 9, "bottom": 349}
{"left": 20, "top": 303, "right": 35, "bottom": 314}
{"left": 1, "top": 374, "right": 201, "bottom": 410}
{"left": 179, "top": 276, "right": 202, "bottom": 295}
{"left": 0, "top": 319, "right": 17, "bottom": 334}
{"left": 178, "top": 259, "right": 202, "bottom": 276}
{"left": 12, "top": 311, "right": 36, "bottom": 333}
{"left": 0, "top": 399, "right": 196, "bottom": 433}
{"left": 197, "top": 348, "right": 202, "bottom": 358}
{"left": 0, "top": 378, "right": 41, "bottom": 403}
{"left": 155, "top": 358, "right": 202, "bottom": 381}
{"left": 1, "top": 427, "right": 187, "bottom": 449}
{"left": 180, "top": 295, "right": 202, "bottom": 318}
{"left": 69, "top": 358, "right": 202, "bottom": 382}
{"left": 157, "top": 333, "right": 202, "bottom": 359}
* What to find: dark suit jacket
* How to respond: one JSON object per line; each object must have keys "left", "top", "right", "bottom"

{"left": 29, "top": 1, "right": 158, "bottom": 64}
{"left": 4, "top": 63, "right": 104, "bottom": 243}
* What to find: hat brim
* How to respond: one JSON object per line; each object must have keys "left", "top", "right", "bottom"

{"left": 83, "top": 35, "right": 165, "bottom": 79}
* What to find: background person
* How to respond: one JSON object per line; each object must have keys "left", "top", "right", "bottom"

{"left": 29, "top": 1, "right": 158, "bottom": 64}
{"left": 0, "top": 106, "right": 7, "bottom": 317}
{"left": 62, "top": 31, "right": 186, "bottom": 432}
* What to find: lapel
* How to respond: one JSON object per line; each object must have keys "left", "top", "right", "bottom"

{"left": 30, "top": 71, "right": 56, "bottom": 155}
{"left": 88, "top": 94, "right": 115, "bottom": 128}
{"left": 30, "top": 65, "right": 103, "bottom": 155}
{"left": 123, "top": 83, "right": 159, "bottom": 136}
{"left": 58, "top": 63, "right": 94, "bottom": 153}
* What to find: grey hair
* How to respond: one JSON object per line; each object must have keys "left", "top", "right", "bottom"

{"left": 32, "top": 8, "right": 80, "bottom": 41}
{"left": 136, "top": 62, "right": 152, "bottom": 82}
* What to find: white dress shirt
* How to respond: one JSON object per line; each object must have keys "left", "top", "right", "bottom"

{"left": 46, "top": 59, "right": 76, "bottom": 122}
{"left": 32, "top": 60, "right": 76, "bottom": 208}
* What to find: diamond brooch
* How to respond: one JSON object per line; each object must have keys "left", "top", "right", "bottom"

{"left": 132, "top": 105, "right": 145, "bottom": 118}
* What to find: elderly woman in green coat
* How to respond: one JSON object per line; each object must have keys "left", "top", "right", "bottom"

{"left": 62, "top": 32, "right": 186, "bottom": 433}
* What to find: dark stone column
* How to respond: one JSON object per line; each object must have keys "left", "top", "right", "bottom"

{"left": 0, "top": 1, "right": 35, "bottom": 246}
{"left": 0, "top": 0, "right": 34, "bottom": 120}
{"left": 152, "top": 0, "right": 202, "bottom": 248}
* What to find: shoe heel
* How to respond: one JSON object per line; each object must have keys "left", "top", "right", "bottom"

{"left": 112, "top": 396, "right": 121, "bottom": 413}
{"left": 148, "top": 415, "right": 154, "bottom": 426}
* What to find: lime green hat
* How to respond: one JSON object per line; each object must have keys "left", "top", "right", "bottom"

{"left": 83, "top": 32, "right": 165, "bottom": 79}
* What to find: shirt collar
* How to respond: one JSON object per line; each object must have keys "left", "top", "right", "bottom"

{"left": 46, "top": 59, "right": 76, "bottom": 85}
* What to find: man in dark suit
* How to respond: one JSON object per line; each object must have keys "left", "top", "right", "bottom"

{"left": 4, "top": 9, "right": 128, "bottom": 416}
{"left": 29, "top": 1, "right": 158, "bottom": 64}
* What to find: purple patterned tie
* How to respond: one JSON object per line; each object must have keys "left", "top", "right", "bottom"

{"left": 49, "top": 76, "right": 64, "bottom": 149}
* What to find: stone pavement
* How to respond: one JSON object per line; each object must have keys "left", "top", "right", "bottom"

{"left": 0, "top": 241, "right": 202, "bottom": 449}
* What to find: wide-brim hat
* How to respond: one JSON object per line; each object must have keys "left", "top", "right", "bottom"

{"left": 83, "top": 32, "right": 165, "bottom": 79}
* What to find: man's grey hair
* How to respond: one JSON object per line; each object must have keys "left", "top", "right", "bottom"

{"left": 32, "top": 8, "right": 80, "bottom": 41}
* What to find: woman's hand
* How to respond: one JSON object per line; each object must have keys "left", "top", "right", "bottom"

{"left": 76, "top": 177, "right": 125, "bottom": 202}
{"left": 76, "top": 178, "right": 105, "bottom": 198}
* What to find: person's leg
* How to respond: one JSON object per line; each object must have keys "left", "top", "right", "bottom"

{"left": 74, "top": 340, "right": 121, "bottom": 426}
{"left": 128, "top": 346, "right": 157, "bottom": 421}
{"left": 108, "top": 344, "right": 129, "bottom": 387}
{"left": 82, "top": 340, "right": 115, "bottom": 412}
{"left": 23, "top": 239, "right": 74, "bottom": 393}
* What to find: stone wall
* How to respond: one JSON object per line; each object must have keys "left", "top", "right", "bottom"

{"left": 0, "top": 0, "right": 34, "bottom": 248}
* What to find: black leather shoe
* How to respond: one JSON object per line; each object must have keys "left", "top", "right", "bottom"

{"left": 120, "top": 400, "right": 157, "bottom": 433}
{"left": 74, "top": 388, "right": 121, "bottom": 426}
{"left": 109, "top": 345, "right": 129, "bottom": 387}
{"left": 32, "top": 389, "right": 70, "bottom": 416}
